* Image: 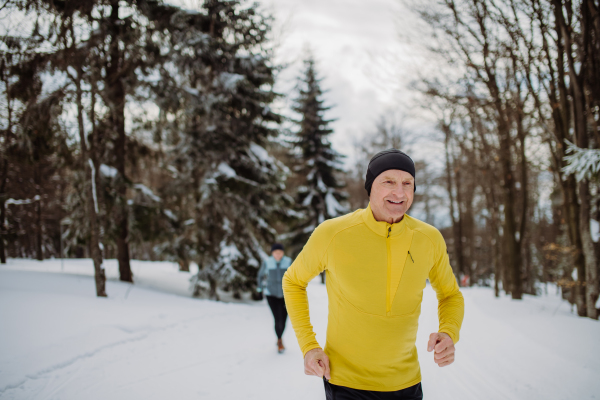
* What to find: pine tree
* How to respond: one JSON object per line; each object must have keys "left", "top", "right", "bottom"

{"left": 151, "top": 0, "right": 291, "bottom": 300}
{"left": 288, "top": 56, "right": 349, "bottom": 257}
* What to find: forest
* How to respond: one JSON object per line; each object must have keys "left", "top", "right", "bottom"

{"left": 1, "top": 0, "right": 599, "bottom": 319}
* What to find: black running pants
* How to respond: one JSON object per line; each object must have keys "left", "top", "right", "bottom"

{"left": 324, "top": 379, "right": 423, "bottom": 400}
{"left": 266, "top": 295, "right": 287, "bottom": 339}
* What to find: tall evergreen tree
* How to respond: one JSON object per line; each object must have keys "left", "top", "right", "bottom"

{"left": 289, "top": 56, "right": 348, "bottom": 256}
{"left": 151, "top": 0, "right": 291, "bottom": 300}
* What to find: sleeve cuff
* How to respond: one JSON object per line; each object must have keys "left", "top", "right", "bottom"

{"left": 301, "top": 343, "right": 323, "bottom": 358}
{"left": 440, "top": 329, "right": 459, "bottom": 344}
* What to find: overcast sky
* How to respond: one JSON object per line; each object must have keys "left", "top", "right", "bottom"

{"left": 265, "top": 0, "right": 417, "bottom": 162}
{"left": 168, "top": 0, "right": 439, "bottom": 166}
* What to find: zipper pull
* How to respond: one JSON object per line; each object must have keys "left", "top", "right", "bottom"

{"left": 408, "top": 251, "right": 414, "bottom": 263}
{"left": 387, "top": 227, "right": 391, "bottom": 238}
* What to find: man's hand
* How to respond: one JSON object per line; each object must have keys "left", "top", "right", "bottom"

{"left": 427, "top": 332, "right": 455, "bottom": 367}
{"left": 304, "top": 348, "right": 331, "bottom": 380}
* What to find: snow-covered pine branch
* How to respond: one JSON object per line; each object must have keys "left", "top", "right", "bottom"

{"left": 562, "top": 140, "right": 600, "bottom": 181}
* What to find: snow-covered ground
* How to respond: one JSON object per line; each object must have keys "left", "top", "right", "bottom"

{"left": 1, "top": 259, "right": 599, "bottom": 400}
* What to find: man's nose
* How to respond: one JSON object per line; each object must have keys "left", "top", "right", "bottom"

{"left": 392, "top": 188, "right": 407, "bottom": 201}
{"left": 390, "top": 186, "right": 408, "bottom": 198}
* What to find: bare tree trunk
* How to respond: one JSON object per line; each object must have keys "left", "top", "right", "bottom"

{"left": 557, "top": 1, "right": 595, "bottom": 316}
{"left": 0, "top": 203, "right": 5, "bottom": 263}
{"left": 1, "top": 58, "right": 11, "bottom": 264}
{"left": 71, "top": 37, "right": 106, "bottom": 297}
{"left": 178, "top": 258, "right": 190, "bottom": 272}
{"left": 0, "top": 158, "right": 7, "bottom": 264}
{"left": 35, "top": 197, "right": 43, "bottom": 260}
{"left": 443, "top": 125, "right": 464, "bottom": 279}
{"left": 497, "top": 119, "right": 521, "bottom": 299}
{"left": 107, "top": 0, "right": 133, "bottom": 283}
{"left": 515, "top": 72, "right": 529, "bottom": 296}
{"left": 483, "top": 172, "right": 502, "bottom": 297}
{"left": 208, "top": 275, "right": 219, "bottom": 301}
{"left": 581, "top": 0, "right": 600, "bottom": 319}
{"left": 461, "top": 155, "right": 476, "bottom": 285}
{"left": 493, "top": 235, "right": 501, "bottom": 297}
{"left": 34, "top": 167, "right": 43, "bottom": 261}
{"left": 86, "top": 158, "right": 107, "bottom": 297}
{"left": 579, "top": 181, "right": 598, "bottom": 318}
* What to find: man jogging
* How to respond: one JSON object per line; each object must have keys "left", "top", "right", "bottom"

{"left": 283, "top": 149, "right": 464, "bottom": 399}
{"left": 257, "top": 243, "right": 292, "bottom": 353}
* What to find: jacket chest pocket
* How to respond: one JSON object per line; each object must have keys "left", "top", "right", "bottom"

{"left": 335, "top": 248, "right": 388, "bottom": 316}
{"left": 390, "top": 257, "right": 429, "bottom": 316}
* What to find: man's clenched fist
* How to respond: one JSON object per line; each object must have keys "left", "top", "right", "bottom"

{"left": 304, "top": 348, "right": 331, "bottom": 380}
{"left": 427, "top": 332, "right": 455, "bottom": 367}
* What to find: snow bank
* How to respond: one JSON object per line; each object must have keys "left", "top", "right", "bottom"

{"left": 0, "top": 260, "right": 325, "bottom": 400}
{"left": 1, "top": 259, "right": 599, "bottom": 399}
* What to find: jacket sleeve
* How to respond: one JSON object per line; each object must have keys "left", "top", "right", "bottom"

{"left": 428, "top": 232, "right": 465, "bottom": 344}
{"left": 257, "top": 260, "right": 267, "bottom": 292}
{"left": 282, "top": 224, "right": 331, "bottom": 356}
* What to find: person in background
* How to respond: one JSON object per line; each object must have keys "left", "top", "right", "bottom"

{"left": 283, "top": 149, "right": 465, "bottom": 399}
{"left": 257, "top": 243, "right": 293, "bottom": 353}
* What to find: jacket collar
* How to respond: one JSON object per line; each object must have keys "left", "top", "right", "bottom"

{"left": 362, "top": 203, "right": 409, "bottom": 238}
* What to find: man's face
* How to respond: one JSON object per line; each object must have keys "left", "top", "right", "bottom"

{"left": 272, "top": 249, "right": 284, "bottom": 261}
{"left": 369, "top": 169, "right": 415, "bottom": 224}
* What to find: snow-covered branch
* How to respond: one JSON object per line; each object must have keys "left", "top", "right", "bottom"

{"left": 5, "top": 195, "right": 41, "bottom": 205}
{"left": 562, "top": 140, "right": 600, "bottom": 182}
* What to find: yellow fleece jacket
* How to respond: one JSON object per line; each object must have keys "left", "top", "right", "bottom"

{"left": 282, "top": 205, "right": 464, "bottom": 391}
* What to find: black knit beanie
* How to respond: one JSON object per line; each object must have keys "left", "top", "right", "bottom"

{"left": 270, "top": 243, "right": 284, "bottom": 253}
{"left": 364, "top": 149, "right": 416, "bottom": 196}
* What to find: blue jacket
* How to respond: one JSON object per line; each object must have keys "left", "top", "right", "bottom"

{"left": 257, "top": 255, "right": 292, "bottom": 298}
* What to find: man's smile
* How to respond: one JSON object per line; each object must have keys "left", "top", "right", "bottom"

{"left": 386, "top": 199, "right": 405, "bottom": 205}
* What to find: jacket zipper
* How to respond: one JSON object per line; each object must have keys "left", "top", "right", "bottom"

{"left": 276, "top": 260, "right": 281, "bottom": 297}
{"left": 386, "top": 225, "right": 392, "bottom": 315}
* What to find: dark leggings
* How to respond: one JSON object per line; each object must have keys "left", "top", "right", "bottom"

{"left": 266, "top": 295, "right": 287, "bottom": 339}
{"left": 324, "top": 380, "right": 423, "bottom": 400}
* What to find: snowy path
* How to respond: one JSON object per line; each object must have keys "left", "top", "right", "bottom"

{"left": 1, "top": 260, "right": 599, "bottom": 399}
